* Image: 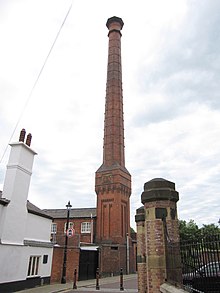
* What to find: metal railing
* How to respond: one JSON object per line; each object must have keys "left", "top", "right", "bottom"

{"left": 163, "top": 217, "right": 220, "bottom": 292}
{"left": 181, "top": 234, "right": 220, "bottom": 293}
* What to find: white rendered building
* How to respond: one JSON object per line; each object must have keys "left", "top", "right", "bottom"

{"left": 0, "top": 129, "right": 53, "bottom": 292}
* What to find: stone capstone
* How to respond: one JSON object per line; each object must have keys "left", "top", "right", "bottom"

{"left": 141, "top": 178, "right": 179, "bottom": 204}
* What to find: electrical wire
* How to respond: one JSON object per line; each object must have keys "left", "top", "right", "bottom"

{"left": 0, "top": 1, "right": 73, "bottom": 164}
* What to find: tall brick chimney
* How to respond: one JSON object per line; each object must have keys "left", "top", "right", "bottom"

{"left": 95, "top": 17, "right": 132, "bottom": 276}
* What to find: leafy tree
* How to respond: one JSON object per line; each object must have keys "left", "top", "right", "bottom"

{"left": 179, "top": 220, "right": 220, "bottom": 242}
{"left": 130, "top": 227, "right": 136, "bottom": 234}
{"left": 179, "top": 219, "right": 201, "bottom": 242}
{"left": 179, "top": 220, "right": 220, "bottom": 275}
{"left": 200, "top": 223, "right": 220, "bottom": 237}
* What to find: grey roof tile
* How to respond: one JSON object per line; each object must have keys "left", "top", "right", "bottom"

{"left": 43, "top": 207, "right": 96, "bottom": 219}
{"left": 27, "top": 201, "right": 53, "bottom": 219}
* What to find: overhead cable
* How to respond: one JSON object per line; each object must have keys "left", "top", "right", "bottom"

{"left": 0, "top": 1, "right": 73, "bottom": 164}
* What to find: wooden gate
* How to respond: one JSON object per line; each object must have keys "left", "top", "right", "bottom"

{"left": 78, "top": 249, "right": 98, "bottom": 281}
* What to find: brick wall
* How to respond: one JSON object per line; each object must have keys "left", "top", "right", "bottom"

{"left": 53, "top": 218, "right": 94, "bottom": 244}
{"left": 50, "top": 216, "right": 94, "bottom": 283}
{"left": 100, "top": 244, "right": 127, "bottom": 276}
{"left": 95, "top": 168, "right": 131, "bottom": 245}
{"left": 51, "top": 247, "right": 80, "bottom": 283}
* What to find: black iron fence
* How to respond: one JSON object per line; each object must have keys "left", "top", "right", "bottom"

{"left": 165, "top": 234, "right": 220, "bottom": 292}
{"left": 181, "top": 234, "right": 220, "bottom": 293}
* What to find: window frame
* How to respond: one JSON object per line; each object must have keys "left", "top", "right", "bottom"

{"left": 51, "top": 223, "right": 57, "bottom": 234}
{"left": 27, "top": 256, "right": 40, "bottom": 277}
{"left": 64, "top": 222, "right": 74, "bottom": 233}
{"left": 81, "top": 222, "right": 91, "bottom": 233}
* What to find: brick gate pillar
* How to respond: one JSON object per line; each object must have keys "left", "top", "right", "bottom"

{"left": 135, "top": 206, "right": 147, "bottom": 293}
{"left": 136, "top": 178, "right": 181, "bottom": 293}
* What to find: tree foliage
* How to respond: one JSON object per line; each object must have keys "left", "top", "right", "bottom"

{"left": 200, "top": 223, "right": 220, "bottom": 237}
{"left": 130, "top": 227, "right": 136, "bottom": 234}
{"left": 179, "top": 219, "right": 201, "bottom": 241}
{"left": 179, "top": 219, "right": 220, "bottom": 242}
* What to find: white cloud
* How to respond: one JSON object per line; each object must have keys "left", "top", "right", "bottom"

{"left": 1, "top": 0, "right": 220, "bottom": 230}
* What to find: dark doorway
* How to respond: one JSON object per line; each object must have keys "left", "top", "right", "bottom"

{"left": 78, "top": 249, "right": 98, "bottom": 281}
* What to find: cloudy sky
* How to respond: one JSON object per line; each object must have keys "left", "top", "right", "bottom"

{"left": 0, "top": 0, "right": 220, "bottom": 229}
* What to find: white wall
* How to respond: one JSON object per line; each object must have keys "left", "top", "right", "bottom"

{"left": 26, "top": 246, "right": 53, "bottom": 278}
{"left": 0, "top": 245, "right": 25, "bottom": 283}
{"left": 1, "top": 142, "right": 36, "bottom": 244}
{"left": 0, "top": 211, "right": 54, "bottom": 284}
{"left": 0, "top": 139, "right": 53, "bottom": 286}
{"left": 0, "top": 244, "right": 53, "bottom": 283}
{"left": 0, "top": 197, "right": 28, "bottom": 244}
{"left": 0, "top": 205, "right": 5, "bottom": 236}
{"left": 25, "top": 213, "right": 52, "bottom": 242}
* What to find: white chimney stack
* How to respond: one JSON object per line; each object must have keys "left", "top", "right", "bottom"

{"left": 0, "top": 129, "right": 37, "bottom": 245}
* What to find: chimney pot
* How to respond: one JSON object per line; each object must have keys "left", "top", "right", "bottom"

{"left": 26, "top": 133, "right": 32, "bottom": 147}
{"left": 19, "top": 129, "right": 26, "bottom": 142}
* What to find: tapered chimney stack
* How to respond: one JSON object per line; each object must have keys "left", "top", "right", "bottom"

{"left": 95, "top": 17, "right": 132, "bottom": 276}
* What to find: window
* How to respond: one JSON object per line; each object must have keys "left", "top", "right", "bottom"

{"left": 51, "top": 223, "right": 57, "bottom": 234}
{"left": 201, "top": 262, "right": 220, "bottom": 276}
{"left": 111, "top": 246, "right": 118, "bottom": 250}
{"left": 51, "top": 233, "right": 57, "bottom": 243}
{"left": 64, "top": 222, "right": 74, "bottom": 233}
{"left": 81, "top": 222, "right": 91, "bottom": 233}
{"left": 51, "top": 223, "right": 57, "bottom": 243}
{"left": 43, "top": 255, "right": 48, "bottom": 264}
{"left": 27, "top": 256, "right": 40, "bottom": 276}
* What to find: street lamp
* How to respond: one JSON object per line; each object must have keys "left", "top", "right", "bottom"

{"left": 61, "top": 200, "right": 72, "bottom": 284}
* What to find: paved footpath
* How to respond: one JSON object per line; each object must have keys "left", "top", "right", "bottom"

{"left": 17, "top": 274, "right": 138, "bottom": 293}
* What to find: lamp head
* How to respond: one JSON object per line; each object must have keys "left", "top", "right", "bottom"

{"left": 66, "top": 201, "right": 72, "bottom": 209}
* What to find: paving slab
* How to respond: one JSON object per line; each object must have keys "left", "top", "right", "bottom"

{"left": 16, "top": 274, "right": 137, "bottom": 293}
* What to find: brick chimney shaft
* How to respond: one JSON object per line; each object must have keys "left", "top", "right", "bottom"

{"left": 103, "top": 16, "right": 125, "bottom": 167}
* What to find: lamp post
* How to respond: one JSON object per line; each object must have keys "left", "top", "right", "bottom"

{"left": 61, "top": 201, "right": 72, "bottom": 284}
